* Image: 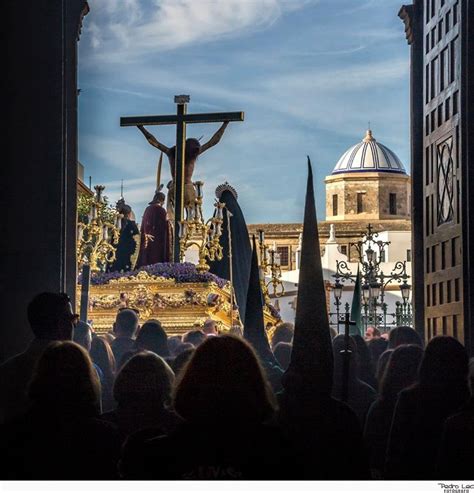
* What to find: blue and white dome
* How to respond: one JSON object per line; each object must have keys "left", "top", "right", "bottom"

{"left": 332, "top": 130, "right": 406, "bottom": 174}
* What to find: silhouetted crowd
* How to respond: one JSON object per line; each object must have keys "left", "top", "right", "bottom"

{"left": 0, "top": 292, "right": 473, "bottom": 480}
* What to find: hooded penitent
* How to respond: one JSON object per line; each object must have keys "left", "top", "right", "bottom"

{"left": 209, "top": 183, "right": 252, "bottom": 323}
{"left": 282, "top": 158, "right": 334, "bottom": 395}
{"left": 243, "top": 236, "right": 279, "bottom": 366}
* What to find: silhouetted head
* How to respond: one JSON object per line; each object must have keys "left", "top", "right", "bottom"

{"left": 418, "top": 336, "right": 469, "bottom": 393}
{"left": 367, "top": 337, "right": 388, "bottom": 368}
{"left": 168, "top": 138, "right": 201, "bottom": 163}
{"left": 90, "top": 336, "right": 116, "bottom": 382}
{"left": 202, "top": 319, "right": 217, "bottom": 336}
{"left": 365, "top": 326, "right": 381, "bottom": 341}
{"left": 182, "top": 329, "right": 206, "bottom": 347}
{"left": 27, "top": 292, "right": 78, "bottom": 341}
{"left": 388, "top": 326, "right": 423, "bottom": 349}
{"left": 73, "top": 321, "right": 93, "bottom": 352}
{"left": 376, "top": 349, "right": 394, "bottom": 389}
{"left": 28, "top": 341, "right": 100, "bottom": 416}
{"left": 332, "top": 334, "right": 359, "bottom": 380}
{"left": 114, "top": 351, "right": 174, "bottom": 408}
{"left": 273, "top": 342, "right": 292, "bottom": 371}
{"left": 174, "top": 335, "right": 276, "bottom": 424}
{"left": 121, "top": 204, "right": 132, "bottom": 217}
{"left": 170, "top": 347, "right": 195, "bottom": 376}
{"left": 135, "top": 319, "right": 169, "bottom": 357}
{"left": 173, "top": 342, "right": 195, "bottom": 355}
{"left": 149, "top": 191, "right": 166, "bottom": 205}
{"left": 271, "top": 322, "right": 294, "bottom": 349}
{"left": 380, "top": 344, "right": 423, "bottom": 401}
{"left": 114, "top": 309, "right": 139, "bottom": 338}
{"left": 229, "top": 325, "right": 243, "bottom": 338}
{"left": 352, "top": 334, "right": 373, "bottom": 371}
{"left": 185, "top": 138, "right": 201, "bottom": 161}
{"left": 167, "top": 335, "right": 182, "bottom": 356}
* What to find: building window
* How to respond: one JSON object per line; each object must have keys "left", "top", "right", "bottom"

{"left": 389, "top": 193, "right": 397, "bottom": 215}
{"left": 357, "top": 193, "right": 364, "bottom": 214}
{"left": 276, "top": 246, "right": 289, "bottom": 267}
{"left": 453, "top": 90, "right": 459, "bottom": 114}
{"left": 340, "top": 245, "right": 347, "bottom": 256}
{"left": 445, "top": 97, "right": 451, "bottom": 120}
{"left": 332, "top": 194, "right": 338, "bottom": 216}
{"left": 407, "top": 249, "right": 412, "bottom": 261}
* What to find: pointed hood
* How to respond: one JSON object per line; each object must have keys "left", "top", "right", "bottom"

{"left": 350, "top": 267, "right": 363, "bottom": 336}
{"left": 283, "top": 157, "right": 334, "bottom": 394}
{"left": 244, "top": 236, "right": 279, "bottom": 366}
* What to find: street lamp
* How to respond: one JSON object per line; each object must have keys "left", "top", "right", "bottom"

{"left": 333, "top": 279, "right": 343, "bottom": 300}
{"left": 362, "top": 283, "right": 371, "bottom": 303}
{"left": 333, "top": 223, "right": 412, "bottom": 331}
{"left": 332, "top": 280, "right": 343, "bottom": 332}
{"left": 366, "top": 247, "right": 375, "bottom": 263}
{"left": 370, "top": 282, "right": 381, "bottom": 300}
{"left": 400, "top": 281, "right": 411, "bottom": 301}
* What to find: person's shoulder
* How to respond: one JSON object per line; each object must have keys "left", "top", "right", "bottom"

{"left": 0, "top": 350, "right": 30, "bottom": 380}
{"left": 444, "top": 402, "right": 474, "bottom": 432}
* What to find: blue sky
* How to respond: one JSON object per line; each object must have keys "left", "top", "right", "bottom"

{"left": 78, "top": 0, "right": 410, "bottom": 224}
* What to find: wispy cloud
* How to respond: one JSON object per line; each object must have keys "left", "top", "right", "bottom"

{"left": 83, "top": 0, "right": 315, "bottom": 62}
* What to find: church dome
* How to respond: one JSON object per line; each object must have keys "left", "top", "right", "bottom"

{"left": 332, "top": 129, "right": 407, "bottom": 174}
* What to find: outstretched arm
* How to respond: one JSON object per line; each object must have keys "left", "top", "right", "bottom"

{"left": 137, "top": 125, "right": 170, "bottom": 154}
{"left": 199, "top": 121, "right": 229, "bottom": 154}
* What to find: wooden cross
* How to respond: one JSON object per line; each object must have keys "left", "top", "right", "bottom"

{"left": 120, "top": 95, "right": 244, "bottom": 262}
{"left": 338, "top": 313, "right": 356, "bottom": 403}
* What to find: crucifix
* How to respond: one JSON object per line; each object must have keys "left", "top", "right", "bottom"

{"left": 121, "top": 95, "right": 244, "bottom": 262}
{"left": 338, "top": 312, "right": 356, "bottom": 403}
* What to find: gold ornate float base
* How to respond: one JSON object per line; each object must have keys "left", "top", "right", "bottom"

{"left": 77, "top": 271, "right": 278, "bottom": 336}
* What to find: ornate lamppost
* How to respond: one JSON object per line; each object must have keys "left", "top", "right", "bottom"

{"left": 77, "top": 185, "right": 121, "bottom": 321}
{"left": 77, "top": 185, "right": 120, "bottom": 272}
{"left": 256, "top": 229, "right": 285, "bottom": 302}
{"left": 329, "top": 279, "right": 344, "bottom": 330}
{"left": 333, "top": 223, "right": 412, "bottom": 331}
{"left": 178, "top": 181, "right": 226, "bottom": 273}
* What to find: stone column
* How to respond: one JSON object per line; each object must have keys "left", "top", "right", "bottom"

{"left": 2, "top": 1, "right": 89, "bottom": 362}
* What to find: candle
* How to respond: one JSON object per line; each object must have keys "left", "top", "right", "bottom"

{"left": 195, "top": 181, "right": 203, "bottom": 198}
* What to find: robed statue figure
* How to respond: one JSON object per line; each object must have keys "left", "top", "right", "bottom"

{"left": 111, "top": 204, "right": 139, "bottom": 272}
{"left": 136, "top": 191, "right": 171, "bottom": 267}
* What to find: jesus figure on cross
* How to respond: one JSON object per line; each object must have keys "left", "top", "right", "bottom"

{"left": 137, "top": 122, "right": 229, "bottom": 219}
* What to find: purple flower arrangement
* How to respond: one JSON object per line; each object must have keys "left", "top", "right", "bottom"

{"left": 78, "top": 262, "right": 228, "bottom": 288}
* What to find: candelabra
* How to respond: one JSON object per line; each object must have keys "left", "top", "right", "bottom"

{"left": 77, "top": 185, "right": 121, "bottom": 272}
{"left": 178, "top": 181, "right": 225, "bottom": 273}
{"left": 332, "top": 223, "right": 412, "bottom": 331}
{"left": 256, "top": 229, "right": 285, "bottom": 300}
